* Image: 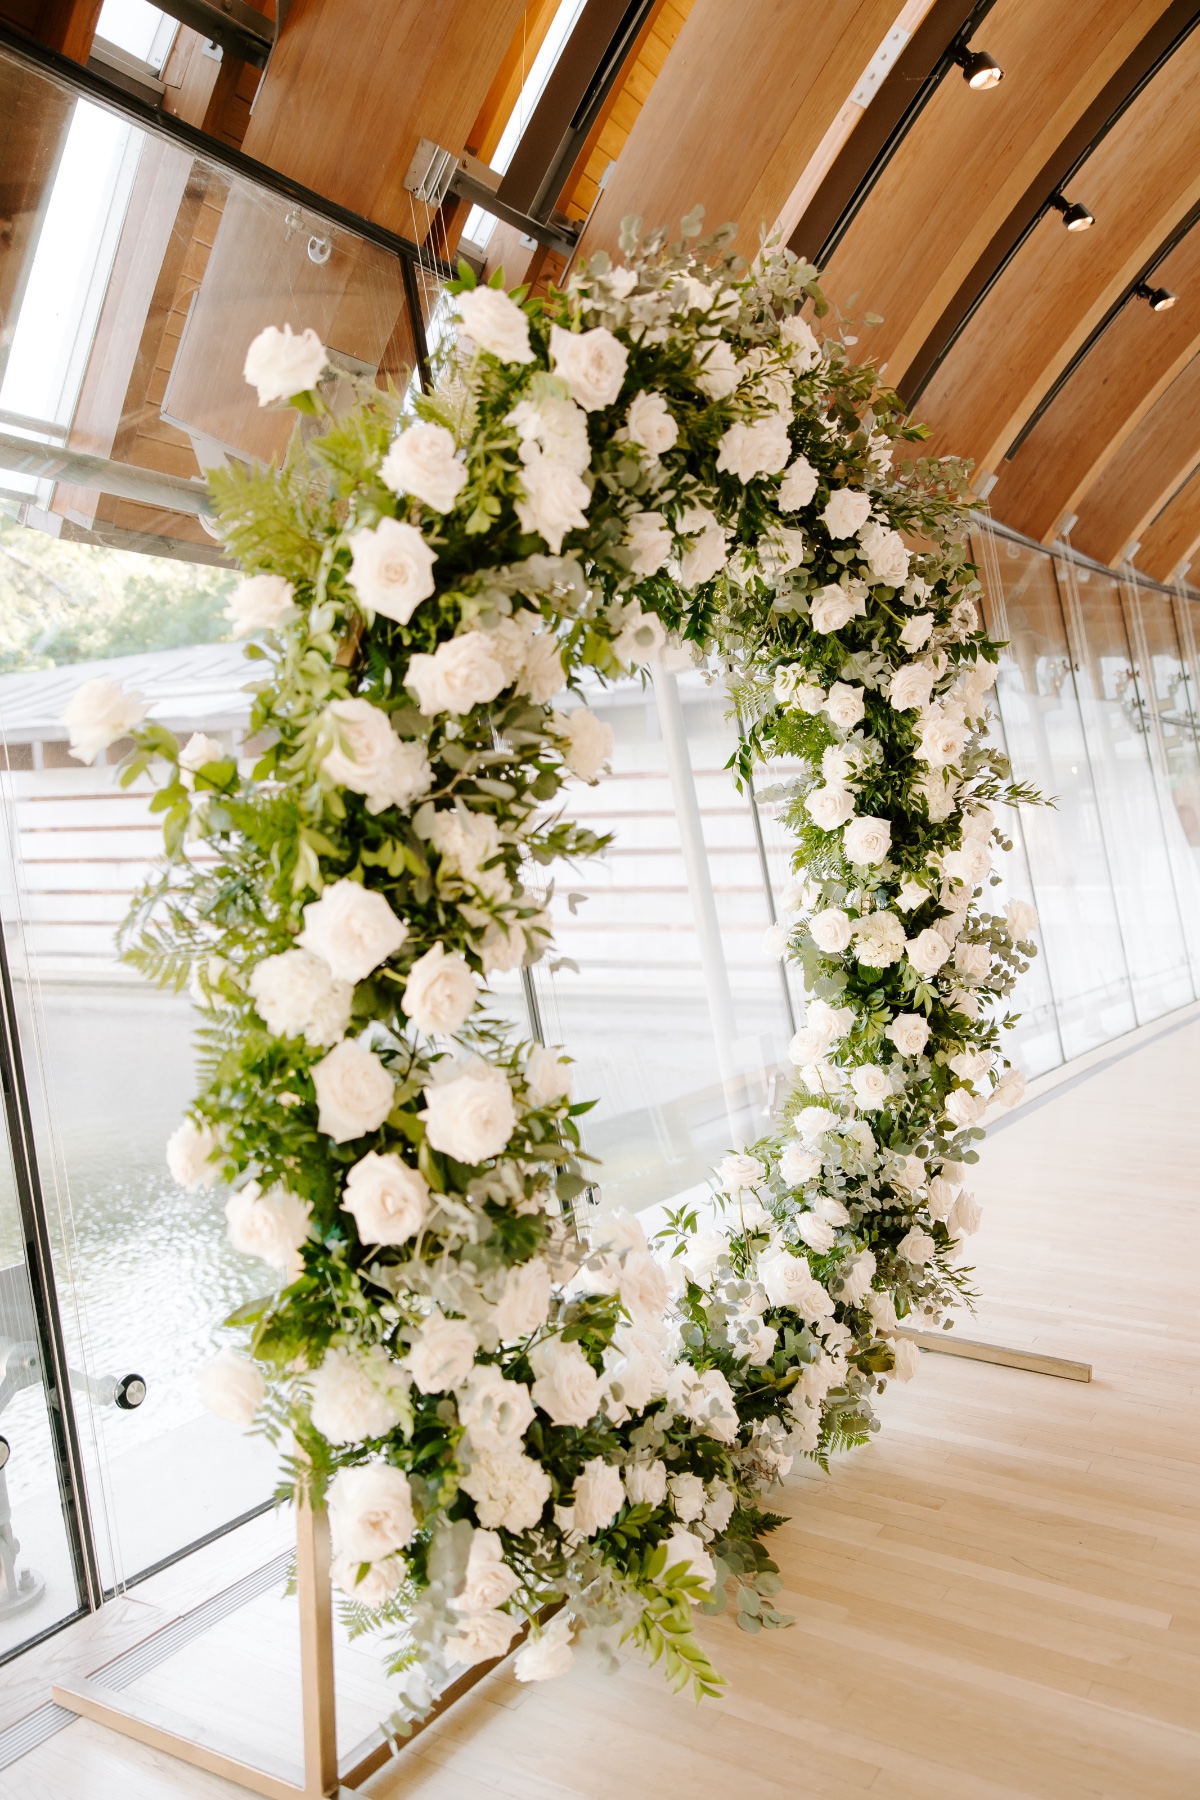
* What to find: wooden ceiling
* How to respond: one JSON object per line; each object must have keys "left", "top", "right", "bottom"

{"left": 8, "top": 0, "right": 1200, "bottom": 581}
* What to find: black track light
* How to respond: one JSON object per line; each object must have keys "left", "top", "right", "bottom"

{"left": 952, "top": 45, "right": 1004, "bottom": 89}
{"left": 1136, "top": 281, "right": 1178, "bottom": 312}
{"left": 1049, "top": 193, "right": 1095, "bottom": 232}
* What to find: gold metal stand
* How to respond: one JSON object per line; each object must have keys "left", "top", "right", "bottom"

{"left": 50, "top": 1493, "right": 536, "bottom": 1796}
{"left": 897, "top": 1327, "right": 1092, "bottom": 1382}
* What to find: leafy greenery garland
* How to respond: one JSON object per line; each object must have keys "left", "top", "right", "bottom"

{"left": 90, "top": 211, "right": 1038, "bottom": 1720}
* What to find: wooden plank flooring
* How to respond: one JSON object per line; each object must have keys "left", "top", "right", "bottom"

{"left": 4, "top": 1019, "right": 1199, "bottom": 1799}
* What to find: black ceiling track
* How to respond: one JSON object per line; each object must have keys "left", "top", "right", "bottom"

{"left": 901, "top": 0, "right": 1200, "bottom": 408}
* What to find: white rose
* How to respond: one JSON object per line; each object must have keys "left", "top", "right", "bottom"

{"left": 177, "top": 732, "right": 224, "bottom": 788}
{"left": 445, "top": 1609, "right": 520, "bottom": 1669}
{"left": 679, "top": 520, "right": 729, "bottom": 589}
{"left": 515, "top": 459, "right": 591, "bottom": 553}
{"left": 625, "top": 510, "right": 673, "bottom": 576}
{"left": 780, "top": 1142, "right": 821, "bottom": 1184}
{"left": 849, "top": 1063, "right": 891, "bottom": 1109}
{"left": 888, "top": 663, "right": 936, "bottom": 711}
{"left": 774, "top": 664, "right": 824, "bottom": 710}
{"left": 224, "top": 573, "right": 296, "bottom": 636}
{"left": 839, "top": 1248, "right": 876, "bottom": 1306}
{"left": 507, "top": 395, "right": 590, "bottom": 472}
{"left": 225, "top": 1182, "right": 310, "bottom": 1277}
{"left": 521, "top": 1045, "right": 572, "bottom": 1110}
{"left": 864, "top": 1289, "right": 898, "bottom": 1335}
{"left": 458, "top": 1367, "right": 535, "bottom": 1454}
{"left": 919, "top": 771, "right": 959, "bottom": 820}
{"left": 822, "top": 488, "right": 871, "bottom": 539}
{"left": 897, "top": 1227, "right": 935, "bottom": 1266}
{"left": 405, "top": 632, "right": 509, "bottom": 716}
{"left": 460, "top": 1447, "right": 551, "bottom": 1531}
{"left": 886, "top": 1013, "right": 930, "bottom": 1056}
{"left": 407, "top": 1310, "right": 478, "bottom": 1393}
{"left": 550, "top": 322, "right": 628, "bottom": 410}
{"left": 518, "top": 632, "right": 565, "bottom": 703}
{"left": 668, "top": 1470, "right": 706, "bottom": 1523}
{"left": 844, "top": 813, "right": 892, "bottom": 865}
{"left": 331, "top": 1554, "right": 405, "bottom": 1607}
{"left": 573, "top": 1458, "right": 625, "bottom": 1535}
{"left": 759, "top": 1248, "right": 834, "bottom": 1318}
{"left": 993, "top": 1067, "right": 1026, "bottom": 1108}
{"left": 716, "top": 414, "right": 791, "bottom": 482}
{"left": 719, "top": 1151, "right": 764, "bottom": 1192}
{"left": 949, "top": 1047, "right": 993, "bottom": 1084}
{"left": 380, "top": 422, "right": 466, "bottom": 513}
{"left": 663, "top": 1526, "right": 716, "bottom": 1590}
{"left": 778, "top": 455, "right": 819, "bottom": 510}
{"left": 954, "top": 940, "right": 991, "bottom": 981}
{"left": 243, "top": 323, "right": 327, "bottom": 404}
{"left": 950, "top": 1191, "right": 983, "bottom": 1236}
{"left": 311, "top": 1038, "right": 395, "bottom": 1143}
{"left": 328, "top": 1461, "right": 416, "bottom": 1559}
{"left": 249, "top": 948, "right": 353, "bottom": 1048}
{"left": 899, "top": 612, "right": 933, "bottom": 651}
{"left": 906, "top": 928, "right": 952, "bottom": 976}
{"left": 779, "top": 312, "right": 820, "bottom": 370}
{"left": 514, "top": 1611, "right": 574, "bottom": 1683}
{"left": 809, "top": 906, "right": 852, "bottom": 952}
{"left": 529, "top": 1336, "right": 603, "bottom": 1428}
{"left": 401, "top": 942, "right": 478, "bottom": 1036}
{"left": 810, "top": 998, "right": 854, "bottom": 1039}
{"left": 858, "top": 520, "right": 910, "bottom": 586}
{"left": 759, "top": 525, "right": 807, "bottom": 577}
{"left": 918, "top": 708, "right": 970, "bottom": 767}
{"left": 795, "top": 1212, "right": 835, "bottom": 1253}
{"left": 309, "top": 1346, "right": 408, "bottom": 1445}
{"left": 1005, "top": 898, "right": 1039, "bottom": 941}
{"left": 926, "top": 1175, "right": 958, "bottom": 1221}
{"left": 625, "top": 390, "right": 677, "bottom": 454}
{"left": 671, "top": 1366, "right": 738, "bottom": 1443}
{"left": 805, "top": 785, "right": 856, "bottom": 830}
{"left": 64, "top": 678, "right": 148, "bottom": 764}
{"left": 810, "top": 583, "right": 865, "bottom": 633}
{"left": 425, "top": 807, "right": 508, "bottom": 897}
{"left": 682, "top": 1229, "right": 729, "bottom": 1285}
{"left": 853, "top": 911, "right": 906, "bottom": 967}
{"left": 789, "top": 1024, "right": 831, "bottom": 1063}
{"left": 492, "top": 1257, "right": 552, "bottom": 1340}
{"left": 347, "top": 518, "right": 437, "bottom": 624}
{"left": 455, "top": 287, "right": 534, "bottom": 363}
{"left": 740, "top": 1318, "right": 778, "bottom": 1365}
{"left": 943, "top": 839, "right": 991, "bottom": 886}
{"left": 822, "top": 681, "right": 865, "bottom": 729}
{"left": 556, "top": 706, "right": 613, "bottom": 782}
{"left": 454, "top": 1528, "right": 521, "bottom": 1613}
{"left": 167, "top": 1116, "right": 221, "bottom": 1191}
{"left": 196, "top": 1347, "right": 265, "bottom": 1425}
{"left": 618, "top": 1251, "right": 670, "bottom": 1327}
{"left": 891, "top": 1338, "right": 922, "bottom": 1382}
{"left": 341, "top": 1150, "right": 428, "bottom": 1246}
{"left": 945, "top": 1087, "right": 987, "bottom": 1127}
{"left": 624, "top": 1460, "right": 668, "bottom": 1508}
{"left": 322, "top": 697, "right": 432, "bottom": 814}
{"left": 422, "top": 1062, "right": 516, "bottom": 1163}
{"left": 613, "top": 602, "right": 669, "bottom": 665}
{"left": 693, "top": 339, "right": 740, "bottom": 399}
{"left": 299, "top": 879, "right": 407, "bottom": 984}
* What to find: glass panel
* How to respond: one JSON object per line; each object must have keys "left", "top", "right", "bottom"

{"left": 0, "top": 41, "right": 431, "bottom": 1586}
{"left": 528, "top": 666, "right": 793, "bottom": 1220}
{"left": 979, "top": 533, "right": 1136, "bottom": 1057}
{"left": 1058, "top": 561, "right": 1193, "bottom": 1022}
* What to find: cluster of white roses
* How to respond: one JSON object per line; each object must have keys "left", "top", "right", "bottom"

{"left": 109, "top": 220, "right": 1041, "bottom": 1719}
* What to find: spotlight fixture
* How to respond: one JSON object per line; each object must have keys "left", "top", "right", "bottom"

{"left": 1049, "top": 193, "right": 1095, "bottom": 231}
{"left": 952, "top": 45, "right": 1004, "bottom": 89}
{"left": 1136, "top": 281, "right": 1178, "bottom": 312}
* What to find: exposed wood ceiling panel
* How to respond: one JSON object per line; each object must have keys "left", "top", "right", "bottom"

{"left": 579, "top": 0, "right": 903, "bottom": 259}
{"left": 1135, "top": 468, "right": 1200, "bottom": 580}
{"left": 1069, "top": 356, "right": 1200, "bottom": 567}
{"left": 989, "top": 227, "right": 1200, "bottom": 542}
{"left": 241, "top": 0, "right": 530, "bottom": 235}
{"left": 913, "top": 23, "right": 1200, "bottom": 475}
{"left": 819, "top": 0, "right": 1172, "bottom": 385}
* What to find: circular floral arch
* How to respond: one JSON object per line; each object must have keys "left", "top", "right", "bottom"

{"left": 73, "top": 213, "right": 1038, "bottom": 1711}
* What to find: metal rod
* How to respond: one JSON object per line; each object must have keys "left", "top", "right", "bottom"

{"left": 895, "top": 1328, "right": 1092, "bottom": 1382}
{"left": 295, "top": 1495, "right": 339, "bottom": 1798}
{"left": 0, "top": 431, "right": 213, "bottom": 516}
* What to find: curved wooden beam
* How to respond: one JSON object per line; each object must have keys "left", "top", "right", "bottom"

{"left": 1135, "top": 467, "right": 1200, "bottom": 580}
{"left": 820, "top": 0, "right": 1175, "bottom": 386}
{"left": 989, "top": 224, "right": 1200, "bottom": 542}
{"left": 1069, "top": 355, "right": 1200, "bottom": 566}
{"left": 913, "top": 24, "right": 1200, "bottom": 476}
{"left": 578, "top": 0, "right": 904, "bottom": 260}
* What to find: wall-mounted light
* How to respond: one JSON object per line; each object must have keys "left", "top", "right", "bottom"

{"left": 1049, "top": 193, "right": 1095, "bottom": 232}
{"left": 952, "top": 45, "right": 1004, "bottom": 89}
{"left": 1136, "top": 281, "right": 1178, "bottom": 312}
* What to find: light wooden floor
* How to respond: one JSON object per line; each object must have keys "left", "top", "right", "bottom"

{"left": 5, "top": 1017, "right": 1200, "bottom": 1800}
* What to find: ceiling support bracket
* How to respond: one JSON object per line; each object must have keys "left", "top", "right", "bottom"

{"left": 404, "top": 139, "right": 581, "bottom": 262}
